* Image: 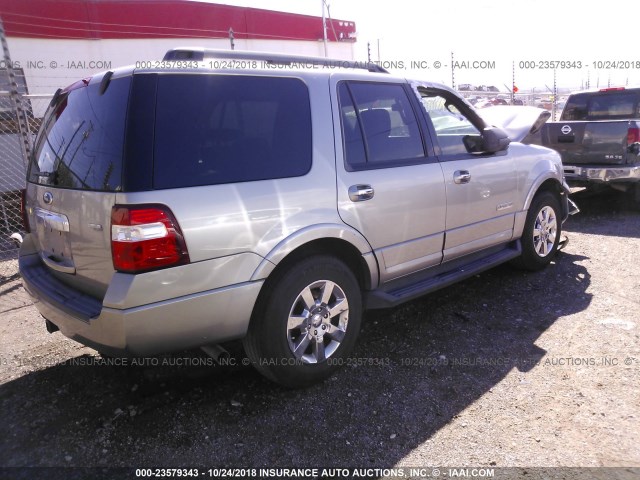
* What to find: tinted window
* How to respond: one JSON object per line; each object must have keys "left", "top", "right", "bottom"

{"left": 563, "top": 91, "right": 640, "bottom": 120}
{"left": 29, "top": 77, "right": 130, "bottom": 191}
{"left": 153, "top": 75, "right": 312, "bottom": 189}
{"left": 338, "top": 82, "right": 424, "bottom": 168}
{"left": 338, "top": 83, "right": 367, "bottom": 167}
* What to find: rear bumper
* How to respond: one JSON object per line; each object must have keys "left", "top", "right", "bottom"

{"left": 563, "top": 164, "right": 640, "bottom": 184}
{"left": 19, "top": 247, "right": 263, "bottom": 357}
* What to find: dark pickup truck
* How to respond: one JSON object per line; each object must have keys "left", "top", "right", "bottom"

{"left": 528, "top": 87, "right": 640, "bottom": 205}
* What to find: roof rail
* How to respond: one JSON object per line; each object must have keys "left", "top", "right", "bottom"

{"left": 163, "top": 48, "right": 389, "bottom": 74}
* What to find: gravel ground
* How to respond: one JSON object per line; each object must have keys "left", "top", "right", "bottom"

{"left": 0, "top": 189, "right": 638, "bottom": 476}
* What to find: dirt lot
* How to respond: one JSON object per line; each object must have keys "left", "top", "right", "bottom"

{"left": 0, "top": 189, "right": 639, "bottom": 476}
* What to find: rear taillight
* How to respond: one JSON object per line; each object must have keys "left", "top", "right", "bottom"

{"left": 20, "top": 189, "right": 30, "bottom": 233}
{"left": 111, "top": 204, "right": 190, "bottom": 273}
{"left": 627, "top": 127, "right": 640, "bottom": 145}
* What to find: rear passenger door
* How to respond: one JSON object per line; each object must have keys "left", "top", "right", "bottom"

{"left": 332, "top": 78, "right": 446, "bottom": 283}
{"left": 417, "top": 86, "right": 517, "bottom": 262}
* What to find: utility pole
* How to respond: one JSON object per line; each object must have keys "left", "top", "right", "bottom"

{"left": 552, "top": 68, "right": 557, "bottom": 121}
{"left": 511, "top": 61, "right": 515, "bottom": 104}
{"left": 228, "top": 28, "right": 235, "bottom": 50}
{"left": 321, "top": 0, "right": 328, "bottom": 57}
{"left": 451, "top": 52, "right": 455, "bottom": 89}
{"left": 367, "top": 42, "right": 371, "bottom": 62}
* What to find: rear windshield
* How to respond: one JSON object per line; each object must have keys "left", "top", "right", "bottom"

{"left": 152, "top": 74, "right": 312, "bottom": 189}
{"left": 29, "top": 76, "right": 131, "bottom": 191}
{"left": 562, "top": 91, "right": 640, "bottom": 120}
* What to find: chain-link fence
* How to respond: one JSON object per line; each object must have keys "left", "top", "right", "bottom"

{"left": 0, "top": 82, "right": 52, "bottom": 279}
{"left": 0, "top": 17, "right": 56, "bottom": 280}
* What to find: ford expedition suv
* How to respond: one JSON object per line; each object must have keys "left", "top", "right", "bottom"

{"left": 20, "top": 49, "right": 575, "bottom": 387}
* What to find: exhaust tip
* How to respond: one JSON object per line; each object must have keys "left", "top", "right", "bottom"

{"left": 201, "top": 344, "right": 230, "bottom": 362}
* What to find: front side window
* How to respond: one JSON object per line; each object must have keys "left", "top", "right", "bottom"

{"left": 338, "top": 82, "right": 425, "bottom": 169}
{"left": 421, "top": 92, "right": 481, "bottom": 156}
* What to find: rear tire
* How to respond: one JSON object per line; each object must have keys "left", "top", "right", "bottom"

{"left": 512, "top": 191, "right": 562, "bottom": 271}
{"left": 243, "top": 255, "right": 362, "bottom": 388}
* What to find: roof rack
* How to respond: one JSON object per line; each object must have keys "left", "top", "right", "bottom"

{"left": 163, "top": 48, "right": 389, "bottom": 74}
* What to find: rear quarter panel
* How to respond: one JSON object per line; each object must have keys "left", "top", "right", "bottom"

{"left": 115, "top": 72, "right": 368, "bottom": 279}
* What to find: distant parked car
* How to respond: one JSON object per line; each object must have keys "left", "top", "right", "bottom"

{"left": 458, "top": 83, "right": 475, "bottom": 91}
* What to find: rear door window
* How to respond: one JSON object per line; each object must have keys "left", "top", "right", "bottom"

{"left": 153, "top": 75, "right": 312, "bottom": 189}
{"left": 338, "top": 82, "right": 425, "bottom": 169}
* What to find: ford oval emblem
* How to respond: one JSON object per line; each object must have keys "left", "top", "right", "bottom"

{"left": 43, "top": 191, "right": 53, "bottom": 205}
{"left": 561, "top": 125, "right": 572, "bottom": 135}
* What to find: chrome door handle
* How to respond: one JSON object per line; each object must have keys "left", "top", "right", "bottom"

{"left": 454, "top": 170, "right": 471, "bottom": 184}
{"left": 348, "top": 184, "right": 374, "bottom": 202}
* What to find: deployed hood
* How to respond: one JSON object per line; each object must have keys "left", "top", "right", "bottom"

{"left": 478, "top": 106, "right": 551, "bottom": 143}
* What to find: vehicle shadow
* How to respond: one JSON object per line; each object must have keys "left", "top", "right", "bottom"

{"left": 567, "top": 188, "right": 639, "bottom": 238}
{"left": 565, "top": 188, "right": 640, "bottom": 230}
{"left": 0, "top": 250, "right": 592, "bottom": 470}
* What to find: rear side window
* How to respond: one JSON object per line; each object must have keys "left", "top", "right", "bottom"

{"left": 153, "top": 75, "right": 312, "bottom": 189}
{"left": 29, "top": 76, "right": 131, "bottom": 191}
{"left": 338, "top": 82, "right": 425, "bottom": 169}
{"left": 562, "top": 91, "right": 640, "bottom": 120}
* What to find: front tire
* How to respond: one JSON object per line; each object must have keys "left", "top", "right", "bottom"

{"left": 513, "top": 191, "right": 562, "bottom": 271}
{"left": 243, "top": 255, "right": 362, "bottom": 388}
{"left": 633, "top": 184, "right": 640, "bottom": 210}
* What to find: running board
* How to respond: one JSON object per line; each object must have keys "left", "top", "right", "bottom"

{"left": 366, "top": 242, "right": 522, "bottom": 309}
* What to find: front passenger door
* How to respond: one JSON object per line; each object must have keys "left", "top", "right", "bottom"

{"left": 418, "top": 87, "right": 517, "bottom": 262}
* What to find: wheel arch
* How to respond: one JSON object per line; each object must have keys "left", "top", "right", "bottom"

{"left": 515, "top": 176, "right": 567, "bottom": 239}
{"left": 524, "top": 176, "right": 565, "bottom": 211}
{"left": 250, "top": 224, "right": 379, "bottom": 292}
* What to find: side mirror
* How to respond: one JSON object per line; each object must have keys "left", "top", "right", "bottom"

{"left": 481, "top": 126, "right": 510, "bottom": 153}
